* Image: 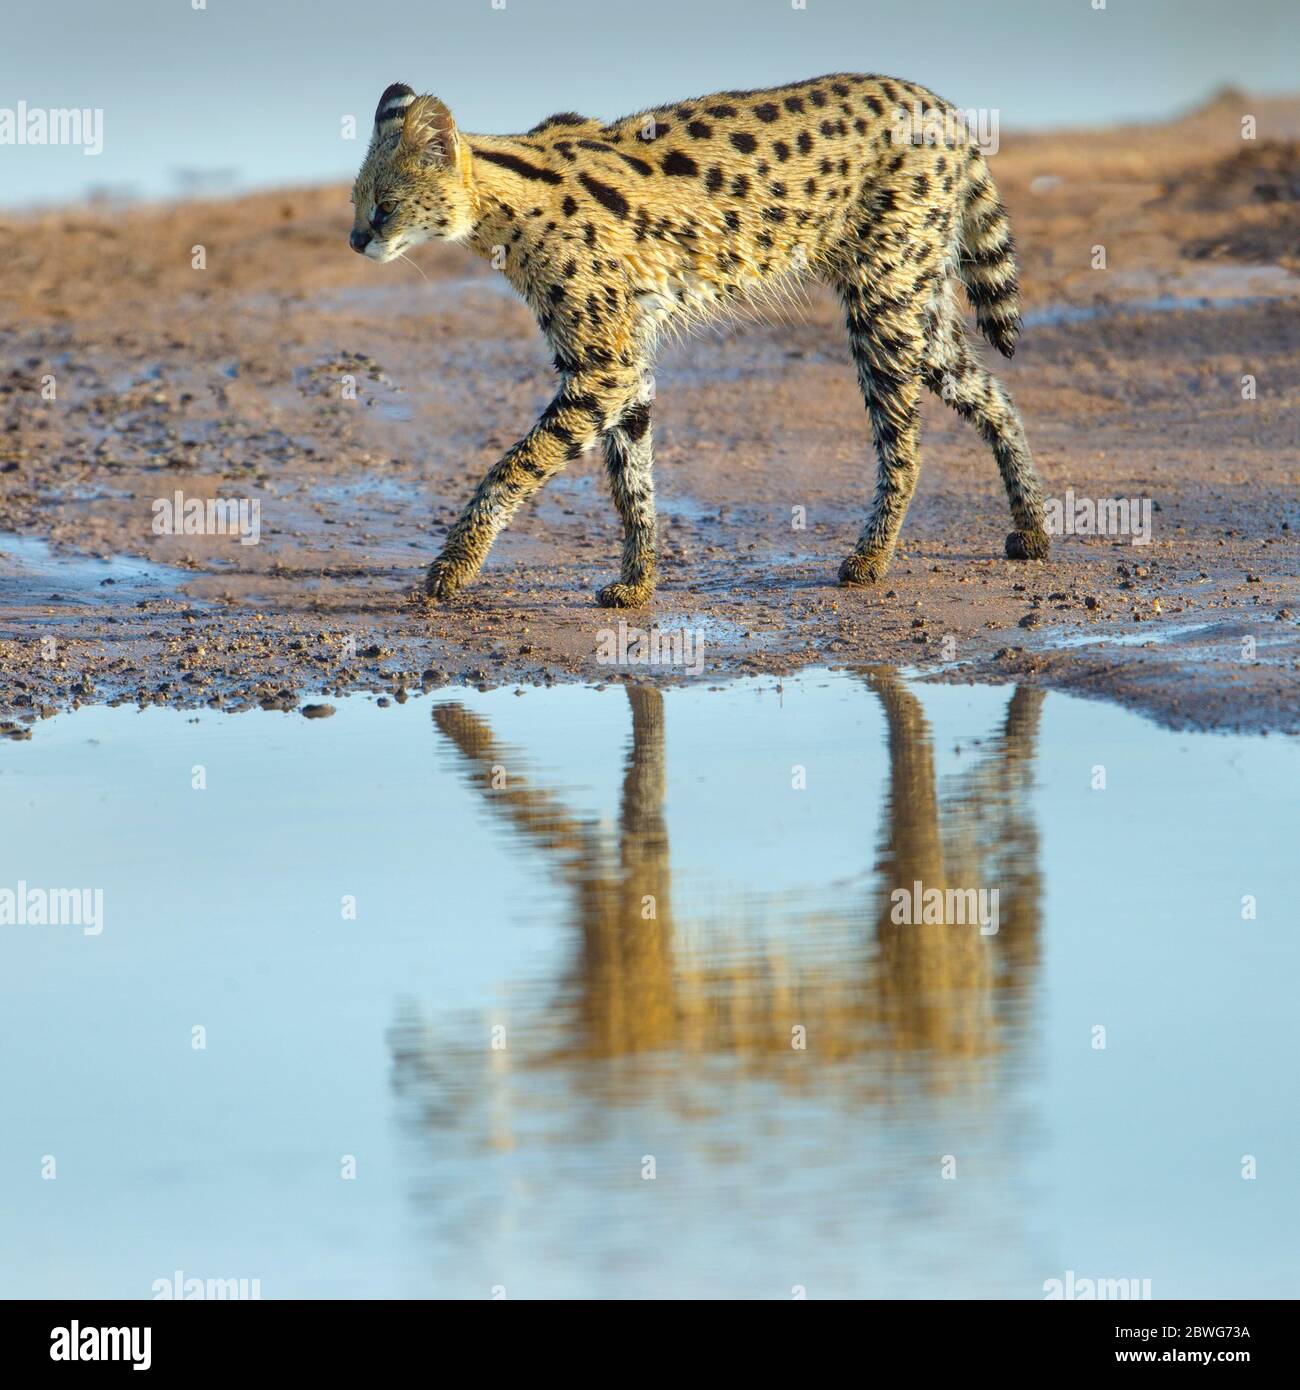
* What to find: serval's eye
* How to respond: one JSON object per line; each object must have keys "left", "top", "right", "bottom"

{"left": 377, "top": 199, "right": 398, "bottom": 218}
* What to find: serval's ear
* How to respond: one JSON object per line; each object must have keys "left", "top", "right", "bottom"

{"left": 372, "top": 83, "right": 416, "bottom": 143}
{"left": 400, "top": 95, "right": 459, "bottom": 166}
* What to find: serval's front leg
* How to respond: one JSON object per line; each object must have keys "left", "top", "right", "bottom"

{"left": 423, "top": 366, "right": 639, "bottom": 602}
{"left": 597, "top": 384, "right": 657, "bottom": 609}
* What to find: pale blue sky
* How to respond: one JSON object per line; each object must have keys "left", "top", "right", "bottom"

{"left": 2, "top": 0, "right": 1299, "bottom": 206}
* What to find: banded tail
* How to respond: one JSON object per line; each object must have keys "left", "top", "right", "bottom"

{"left": 958, "top": 158, "right": 1022, "bottom": 358}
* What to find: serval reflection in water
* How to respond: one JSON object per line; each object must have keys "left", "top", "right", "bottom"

{"left": 388, "top": 673, "right": 1045, "bottom": 1127}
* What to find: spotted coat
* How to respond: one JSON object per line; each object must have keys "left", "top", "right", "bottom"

{"left": 348, "top": 73, "right": 1049, "bottom": 606}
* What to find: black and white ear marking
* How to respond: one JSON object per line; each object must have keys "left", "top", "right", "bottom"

{"left": 374, "top": 83, "right": 416, "bottom": 136}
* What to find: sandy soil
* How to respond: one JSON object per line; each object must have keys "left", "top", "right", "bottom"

{"left": 1, "top": 89, "right": 1297, "bottom": 735}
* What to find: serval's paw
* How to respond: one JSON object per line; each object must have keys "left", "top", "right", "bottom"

{"left": 596, "top": 578, "right": 655, "bottom": 609}
{"left": 838, "top": 549, "right": 893, "bottom": 587}
{"left": 422, "top": 558, "right": 472, "bottom": 604}
{"left": 1005, "top": 528, "right": 1050, "bottom": 561}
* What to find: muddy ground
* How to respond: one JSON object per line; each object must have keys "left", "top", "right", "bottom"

{"left": 1, "top": 89, "right": 1297, "bottom": 735}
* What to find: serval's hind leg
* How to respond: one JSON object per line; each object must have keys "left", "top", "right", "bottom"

{"left": 835, "top": 269, "right": 928, "bottom": 587}
{"left": 597, "top": 386, "right": 657, "bottom": 609}
{"left": 923, "top": 279, "right": 1049, "bottom": 560}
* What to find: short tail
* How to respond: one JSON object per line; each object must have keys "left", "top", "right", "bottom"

{"left": 957, "top": 156, "right": 1022, "bottom": 358}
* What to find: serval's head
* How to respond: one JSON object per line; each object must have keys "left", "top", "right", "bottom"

{"left": 349, "top": 84, "right": 474, "bottom": 262}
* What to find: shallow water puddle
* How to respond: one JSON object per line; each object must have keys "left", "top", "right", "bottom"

{"left": 0, "top": 534, "right": 203, "bottom": 610}
{"left": 1046, "top": 620, "right": 1219, "bottom": 650}
{"left": 1043, "top": 618, "right": 1300, "bottom": 669}
{"left": 1, "top": 672, "right": 1297, "bottom": 1297}
{"left": 1023, "top": 290, "right": 1298, "bottom": 329}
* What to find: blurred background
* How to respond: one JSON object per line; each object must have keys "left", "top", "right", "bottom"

{"left": 3, "top": 0, "right": 1300, "bottom": 208}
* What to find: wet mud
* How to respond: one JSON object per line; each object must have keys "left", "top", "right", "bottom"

{"left": 1, "top": 91, "right": 1297, "bottom": 732}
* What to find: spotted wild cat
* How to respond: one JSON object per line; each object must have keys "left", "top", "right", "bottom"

{"left": 349, "top": 74, "right": 1049, "bottom": 607}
